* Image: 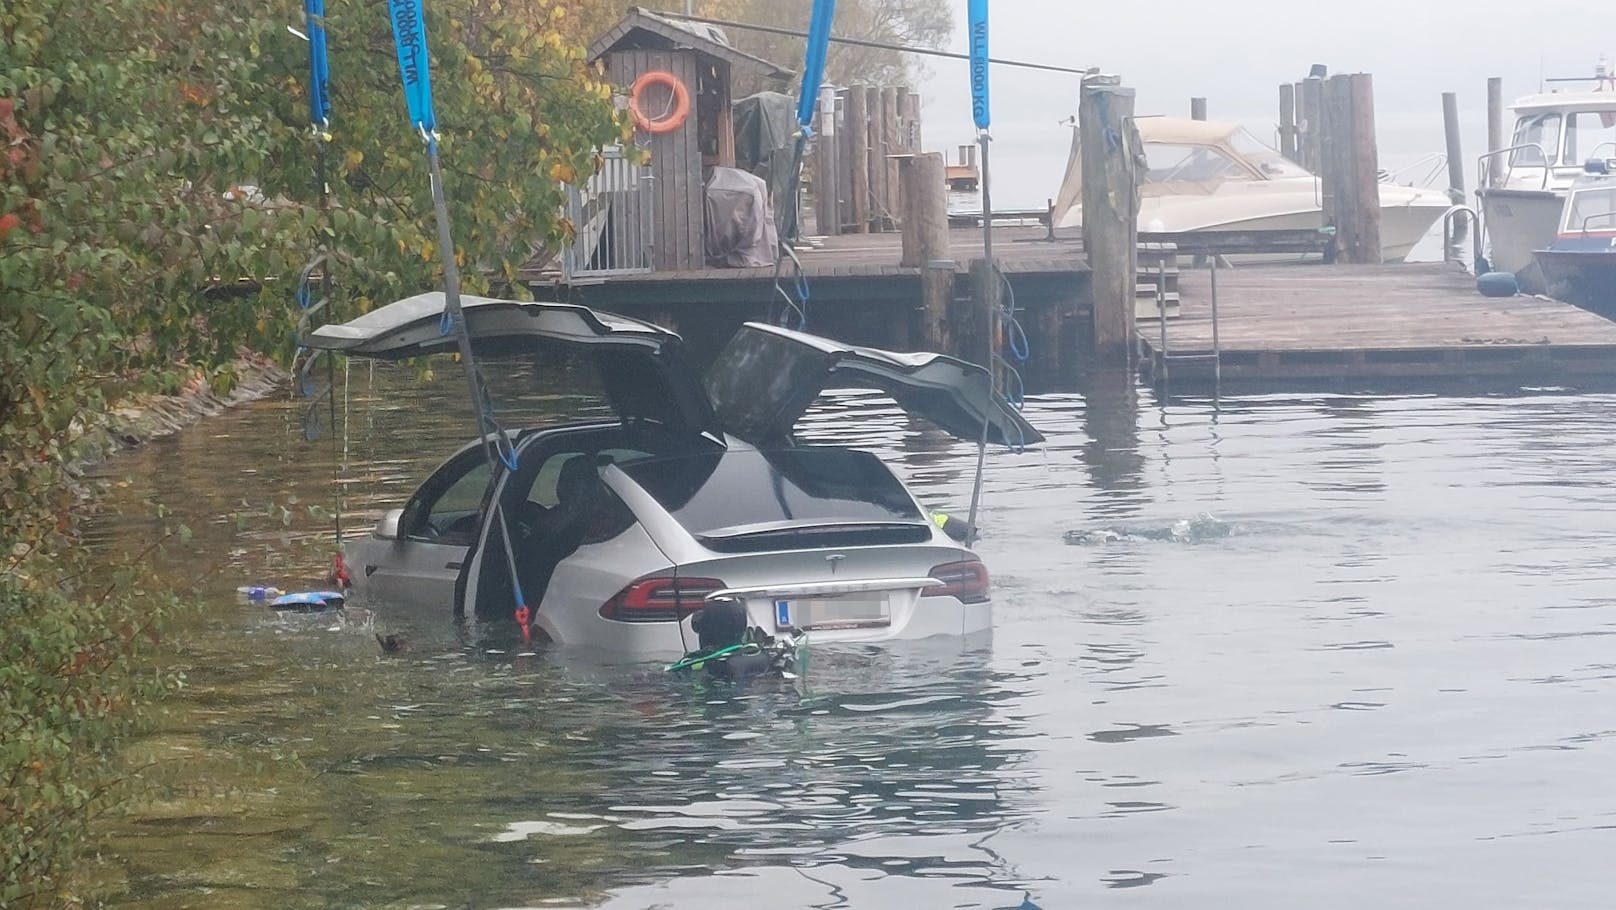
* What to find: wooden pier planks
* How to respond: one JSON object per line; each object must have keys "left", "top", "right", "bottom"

{"left": 1141, "top": 263, "right": 1616, "bottom": 383}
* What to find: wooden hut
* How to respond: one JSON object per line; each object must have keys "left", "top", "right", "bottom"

{"left": 589, "top": 8, "right": 792, "bottom": 271}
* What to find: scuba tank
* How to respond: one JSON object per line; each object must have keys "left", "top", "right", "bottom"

{"left": 667, "top": 600, "right": 801, "bottom": 681}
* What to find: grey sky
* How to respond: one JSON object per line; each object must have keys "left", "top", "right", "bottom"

{"left": 907, "top": 0, "right": 1612, "bottom": 207}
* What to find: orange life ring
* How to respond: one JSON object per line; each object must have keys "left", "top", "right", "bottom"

{"left": 629, "top": 70, "right": 691, "bottom": 134}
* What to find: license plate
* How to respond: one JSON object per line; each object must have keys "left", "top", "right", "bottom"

{"left": 774, "top": 594, "right": 891, "bottom": 631}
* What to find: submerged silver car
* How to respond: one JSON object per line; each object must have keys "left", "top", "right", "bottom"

{"left": 310, "top": 293, "right": 1040, "bottom": 656}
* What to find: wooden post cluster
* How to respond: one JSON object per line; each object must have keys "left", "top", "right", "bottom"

{"left": 1080, "top": 74, "right": 1139, "bottom": 366}
{"left": 1319, "top": 72, "right": 1382, "bottom": 264}
{"left": 810, "top": 84, "right": 924, "bottom": 235}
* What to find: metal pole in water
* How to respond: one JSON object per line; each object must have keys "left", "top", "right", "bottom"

{"left": 1210, "top": 257, "right": 1221, "bottom": 391}
{"left": 965, "top": 128, "right": 996, "bottom": 543}
{"left": 1157, "top": 255, "right": 1168, "bottom": 387}
{"left": 963, "top": 0, "right": 993, "bottom": 544}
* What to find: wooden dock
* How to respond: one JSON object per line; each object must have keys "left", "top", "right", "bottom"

{"left": 1140, "top": 262, "right": 1616, "bottom": 385}
{"left": 524, "top": 227, "right": 1090, "bottom": 386}
{"left": 524, "top": 226, "right": 1083, "bottom": 304}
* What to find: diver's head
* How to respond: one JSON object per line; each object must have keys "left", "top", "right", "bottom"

{"left": 691, "top": 599, "right": 747, "bottom": 650}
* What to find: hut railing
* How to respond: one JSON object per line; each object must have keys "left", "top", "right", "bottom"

{"left": 563, "top": 147, "right": 656, "bottom": 279}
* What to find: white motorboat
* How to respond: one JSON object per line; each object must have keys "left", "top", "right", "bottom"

{"left": 1052, "top": 117, "right": 1452, "bottom": 262}
{"left": 1477, "top": 68, "right": 1616, "bottom": 292}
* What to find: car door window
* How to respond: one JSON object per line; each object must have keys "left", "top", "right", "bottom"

{"left": 401, "top": 452, "right": 493, "bottom": 545}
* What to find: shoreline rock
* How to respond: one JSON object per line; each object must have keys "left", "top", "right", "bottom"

{"left": 74, "top": 354, "right": 290, "bottom": 468}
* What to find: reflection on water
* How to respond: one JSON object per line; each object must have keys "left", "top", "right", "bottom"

{"left": 83, "top": 364, "right": 1616, "bottom": 908}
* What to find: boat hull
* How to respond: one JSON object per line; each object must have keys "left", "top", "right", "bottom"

{"left": 1132, "top": 198, "right": 1446, "bottom": 263}
{"left": 1535, "top": 246, "right": 1616, "bottom": 316}
{"left": 1478, "top": 187, "right": 1563, "bottom": 293}
{"left": 1063, "top": 182, "right": 1448, "bottom": 263}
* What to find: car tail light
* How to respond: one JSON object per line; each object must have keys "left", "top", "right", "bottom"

{"left": 924, "top": 560, "right": 990, "bottom": 604}
{"left": 598, "top": 575, "right": 727, "bottom": 623}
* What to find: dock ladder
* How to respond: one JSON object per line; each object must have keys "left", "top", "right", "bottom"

{"left": 1139, "top": 241, "right": 1221, "bottom": 391}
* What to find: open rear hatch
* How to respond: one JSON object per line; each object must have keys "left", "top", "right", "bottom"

{"left": 306, "top": 292, "right": 719, "bottom": 436}
{"left": 704, "top": 323, "right": 1043, "bottom": 447}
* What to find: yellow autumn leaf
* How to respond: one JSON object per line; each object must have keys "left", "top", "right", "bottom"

{"left": 548, "top": 161, "right": 576, "bottom": 183}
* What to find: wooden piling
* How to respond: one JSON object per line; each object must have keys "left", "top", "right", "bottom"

{"left": 1442, "top": 91, "right": 1464, "bottom": 199}
{"left": 1190, "top": 97, "right": 1207, "bottom": 121}
{"left": 898, "top": 153, "right": 948, "bottom": 268}
{"left": 813, "top": 84, "right": 837, "bottom": 236}
{"left": 1487, "top": 76, "right": 1505, "bottom": 187}
{"left": 1320, "top": 73, "right": 1382, "bottom": 264}
{"left": 908, "top": 91, "right": 923, "bottom": 150}
{"left": 1279, "top": 83, "right": 1299, "bottom": 161}
{"left": 881, "top": 86, "right": 901, "bottom": 226}
{"left": 1300, "top": 76, "right": 1325, "bottom": 172}
{"left": 1080, "top": 74, "right": 1138, "bottom": 366}
{"left": 865, "top": 86, "right": 884, "bottom": 229}
{"left": 896, "top": 152, "right": 953, "bottom": 348}
{"left": 848, "top": 86, "right": 870, "bottom": 232}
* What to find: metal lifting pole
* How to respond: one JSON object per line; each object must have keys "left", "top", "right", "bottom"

{"left": 389, "top": 0, "right": 529, "bottom": 631}
{"left": 963, "top": 0, "right": 994, "bottom": 544}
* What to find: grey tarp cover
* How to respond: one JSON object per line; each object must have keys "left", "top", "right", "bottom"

{"left": 704, "top": 166, "right": 778, "bottom": 268}
{"left": 733, "top": 91, "right": 796, "bottom": 204}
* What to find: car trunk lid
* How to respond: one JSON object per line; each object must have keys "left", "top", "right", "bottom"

{"left": 307, "top": 293, "right": 718, "bottom": 436}
{"left": 703, "top": 322, "right": 1043, "bottom": 448}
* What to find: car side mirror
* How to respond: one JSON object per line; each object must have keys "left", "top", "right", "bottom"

{"left": 374, "top": 508, "right": 404, "bottom": 540}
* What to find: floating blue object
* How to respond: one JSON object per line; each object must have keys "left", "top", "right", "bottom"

{"left": 271, "top": 590, "right": 347, "bottom": 611}
{"left": 1476, "top": 271, "right": 1520, "bottom": 298}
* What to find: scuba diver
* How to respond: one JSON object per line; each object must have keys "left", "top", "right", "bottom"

{"left": 667, "top": 600, "right": 800, "bottom": 682}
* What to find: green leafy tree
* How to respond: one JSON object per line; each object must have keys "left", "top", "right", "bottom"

{"left": 2, "top": 0, "right": 624, "bottom": 903}
{"left": 648, "top": 0, "right": 954, "bottom": 95}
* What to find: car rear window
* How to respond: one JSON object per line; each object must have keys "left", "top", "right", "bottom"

{"left": 619, "top": 447, "right": 924, "bottom": 536}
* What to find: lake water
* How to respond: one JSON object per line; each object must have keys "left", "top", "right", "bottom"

{"left": 85, "top": 364, "right": 1616, "bottom": 908}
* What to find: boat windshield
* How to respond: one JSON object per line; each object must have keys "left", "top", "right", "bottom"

{"left": 1228, "top": 129, "right": 1311, "bottom": 178}
{"left": 1562, "top": 110, "right": 1616, "bottom": 165}
{"left": 1142, "top": 143, "right": 1251, "bottom": 184}
{"left": 1511, "top": 113, "right": 1562, "bottom": 167}
{"left": 1563, "top": 185, "right": 1616, "bottom": 233}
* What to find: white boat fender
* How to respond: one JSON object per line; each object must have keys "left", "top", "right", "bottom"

{"left": 1476, "top": 272, "right": 1519, "bottom": 298}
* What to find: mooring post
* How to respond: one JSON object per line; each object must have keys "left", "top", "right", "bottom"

{"left": 1442, "top": 91, "right": 1465, "bottom": 202}
{"left": 1279, "top": 83, "right": 1299, "bottom": 162}
{"left": 1301, "top": 74, "right": 1325, "bottom": 172}
{"left": 847, "top": 86, "right": 870, "bottom": 232}
{"left": 881, "top": 86, "right": 901, "bottom": 226}
{"left": 1190, "top": 97, "right": 1207, "bottom": 121}
{"left": 865, "top": 86, "right": 884, "bottom": 229}
{"left": 897, "top": 153, "right": 948, "bottom": 268}
{"left": 814, "top": 82, "right": 838, "bottom": 235}
{"left": 1322, "top": 73, "right": 1383, "bottom": 264}
{"left": 1487, "top": 76, "right": 1504, "bottom": 188}
{"left": 898, "top": 153, "right": 952, "bottom": 348}
{"left": 1080, "top": 74, "right": 1138, "bottom": 367}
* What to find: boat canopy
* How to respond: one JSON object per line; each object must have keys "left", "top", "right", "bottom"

{"left": 1054, "top": 117, "right": 1309, "bottom": 226}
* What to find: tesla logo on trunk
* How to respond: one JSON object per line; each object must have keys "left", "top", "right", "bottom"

{"left": 825, "top": 553, "right": 846, "bottom": 574}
